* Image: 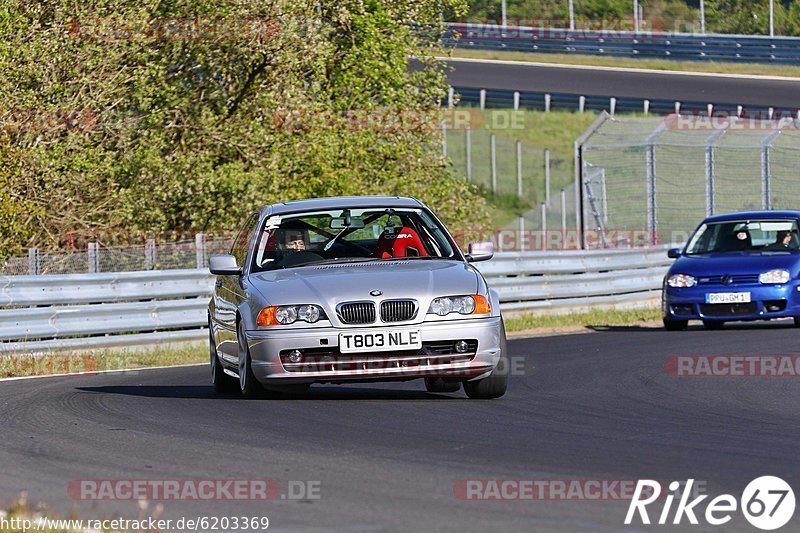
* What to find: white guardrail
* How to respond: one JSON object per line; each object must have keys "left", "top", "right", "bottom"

{"left": 0, "top": 247, "right": 672, "bottom": 353}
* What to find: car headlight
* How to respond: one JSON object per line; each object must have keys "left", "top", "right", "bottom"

{"left": 428, "top": 295, "right": 491, "bottom": 316}
{"left": 666, "top": 274, "right": 696, "bottom": 288}
{"left": 759, "top": 269, "right": 791, "bottom": 284}
{"left": 257, "top": 305, "right": 324, "bottom": 326}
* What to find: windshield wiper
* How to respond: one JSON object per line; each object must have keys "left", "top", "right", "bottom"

{"left": 283, "top": 257, "right": 377, "bottom": 269}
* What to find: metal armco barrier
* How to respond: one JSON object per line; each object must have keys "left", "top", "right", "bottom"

{"left": 0, "top": 247, "right": 671, "bottom": 353}
{"left": 445, "top": 23, "right": 800, "bottom": 65}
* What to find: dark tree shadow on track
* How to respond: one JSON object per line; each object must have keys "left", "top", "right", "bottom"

{"left": 76, "top": 385, "right": 462, "bottom": 401}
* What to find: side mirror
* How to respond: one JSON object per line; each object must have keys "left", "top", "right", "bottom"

{"left": 667, "top": 248, "right": 681, "bottom": 259}
{"left": 209, "top": 254, "right": 242, "bottom": 276}
{"left": 466, "top": 241, "right": 494, "bottom": 262}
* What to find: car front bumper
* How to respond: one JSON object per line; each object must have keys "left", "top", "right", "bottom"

{"left": 663, "top": 282, "right": 800, "bottom": 321}
{"left": 245, "top": 317, "right": 504, "bottom": 385}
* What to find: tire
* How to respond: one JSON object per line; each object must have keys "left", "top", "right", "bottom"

{"left": 424, "top": 377, "right": 461, "bottom": 393}
{"left": 463, "top": 323, "right": 509, "bottom": 400}
{"left": 663, "top": 318, "right": 688, "bottom": 331}
{"left": 237, "top": 321, "right": 264, "bottom": 399}
{"left": 793, "top": 317, "right": 800, "bottom": 328}
{"left": 210, "top": 319, "right": 237, "bottom": 393}
{"left": 702, "top": 320, "right": 725, "bottom": 330}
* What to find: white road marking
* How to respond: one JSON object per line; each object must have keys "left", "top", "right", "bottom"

{"left": 440, "top": 56, "right": 800, "bottom": 82}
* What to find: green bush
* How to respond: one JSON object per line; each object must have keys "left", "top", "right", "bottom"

{"left": 0, "top": 0, "right": 490, "bottom": 259}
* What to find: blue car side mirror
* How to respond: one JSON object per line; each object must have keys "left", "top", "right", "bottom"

{"left": 667, "top": 248, "right": 681, "bottom": 259}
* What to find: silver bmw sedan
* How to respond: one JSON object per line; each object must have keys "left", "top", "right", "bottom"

{"left": 208, "top": 196, "right": 507, "bottom": 399}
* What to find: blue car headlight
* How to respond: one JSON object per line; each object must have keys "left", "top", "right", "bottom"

{"left": 759, "top": 269, "right": 790, "bottom": 284}
{"left": 667, "top": 274, "right": 696, "bottom": 288}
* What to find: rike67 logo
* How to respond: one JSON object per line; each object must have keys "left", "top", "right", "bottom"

{"left": 625, "top": 477, "right": 795, "bottom": 530}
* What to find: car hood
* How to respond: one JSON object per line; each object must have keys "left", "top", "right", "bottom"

{"left": 671, "top": 251, "right": 800, "bottom": 276}
{"left": 247, "top": 259, "right": 480, "bottom": 309}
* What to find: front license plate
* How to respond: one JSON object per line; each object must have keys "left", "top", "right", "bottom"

{"left": 705, "top": 292, "right": 751, "bottom": 304}
{"left": 339, "top": 329, "right": 422, "bottom": 353}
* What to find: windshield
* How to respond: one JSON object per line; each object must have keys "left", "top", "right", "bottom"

{"left": 251, "top": 207, "right": 460, "bottom": 272}
{"left": 685, "top": 219, "right": 800, "bottom": 255}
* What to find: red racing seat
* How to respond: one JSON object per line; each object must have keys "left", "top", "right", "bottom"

{"left": 374, "top": 227, "right": 429, "bottom": 258}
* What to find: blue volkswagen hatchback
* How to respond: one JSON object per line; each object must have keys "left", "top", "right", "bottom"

{"left": 663, "top": 210, "right": 800, "bottom": 330}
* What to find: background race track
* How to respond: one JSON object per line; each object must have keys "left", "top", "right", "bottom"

{"left": 445, "top": 58, "right": 800, "bottom": 109}
{"left": 2, "top": 324, "right": 800, "bottom": 532}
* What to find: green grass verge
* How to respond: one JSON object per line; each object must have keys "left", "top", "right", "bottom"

{"left": 0, "top": 344, "right": 207, "bottom": 379}
{"left": 449, "top": 48, "right": 800, "bottom": 77}
{"left": 503, "top": 307, "right": 662, "bottom": 331}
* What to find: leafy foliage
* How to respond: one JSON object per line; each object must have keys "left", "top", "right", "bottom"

{"left": 0, "top": 0, "right": 490, "bottom": 258}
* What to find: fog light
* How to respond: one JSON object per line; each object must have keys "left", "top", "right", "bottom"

{"left": 288, "top": 350, "right": 303, "bottom": 363}
{"left": 455, "top": 340, "right": 470, "bottom": 353}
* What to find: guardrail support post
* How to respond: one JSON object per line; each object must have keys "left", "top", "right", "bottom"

{"left": 479, "top": 89, "right": 486, "bottom": 110}
{"left": 513, "top": 91, "right": 520, "bottom": 111}
{"left": 447, "top": 87, "right": 454, "bottom": 108}
{"left": 490, "top": 134, "right": 497, "bottom": 194}
{"left": 544, "top": 93, "right": 551, "bottom": 112}
{"left": 609, "top": 97, "right": 616, "bottom": 115}
{"left": 87, "top": 243, "right": 99, "bottom": 273}
{"left": 705, "top": 144, "right": 715, "bottom": 216}
{"left": 579, "top": 95, "right": 585, "bottom": 113}
{"left": 28, "top": 248, "right": 40, "bottom": 275}
{"left": 196, "top": 233, "right": 207, "bottom": 270}
{"left": 465, "top": 124, "right": 472, "bottom": 182}
{"left": 643, "top": 99, "right": 650, "bottom": 115}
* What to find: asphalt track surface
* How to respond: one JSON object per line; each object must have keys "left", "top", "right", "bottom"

{"left": 2, "top": 322, "right": 800, "bottom": 532}
{"left": 445, "top": 58, "right": 800, "bottom": 109}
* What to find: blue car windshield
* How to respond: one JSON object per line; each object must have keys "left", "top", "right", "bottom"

{"left": 686, "top": 219, "right": 800, "bottom": 254}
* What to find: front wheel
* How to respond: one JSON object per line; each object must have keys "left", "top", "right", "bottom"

{"left": 793, "top": 317, "right": 800, "bottom": 328}
{"left": 464, "top": 324, "right": 509, "bottom": 400}
{"left": 237, "top": 322, "right": 264, "bottom": 399}
{"left": 210, "top": 319, "right": 237, "bottom": 393}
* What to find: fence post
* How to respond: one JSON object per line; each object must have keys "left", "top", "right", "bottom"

{"left": 704, "top": 129, "right": 725, "bottom": 217}
{"left": 465, "top": 124, "right": 472, "bottom": 183}
{"left": 145, "top": 238, "right": 156, "bottom": 270}
{"left": 28, "top": 248, "right": 40, "bottom": 275}
{"left": 761, "top": 129, "right": 782, "bottom": 210}
{"left": 560, "top": 188, "right": 567, "bottom": 249}
{"left": 441, "top": 121, "right": 447, "bottom": 158}
{"left": 541, "top": 204, "right": 547, "bottom": 250}
{"left": 545, "top": 148, "right": 551, "bottom": 207}
{"left": 646, "top": 144, "right": 657, "bottom": 245}
{"left": 518, "top": 217, "right": 525, "bottom": 252}
{"left": 516, "top": 141, "right": 522, "bottom": 198}
{"left": 490, "top": 134, "right": 497, "bottom": 194}
{"left": 196, "top": 233, "right": 207, "bottom": 270}
{"left": 87, "top": 242, "right": 99, "bottom": 273}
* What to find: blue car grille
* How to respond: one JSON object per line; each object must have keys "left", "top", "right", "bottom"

{"left": 696, "top": 274, "right": 760, "bottom": 285}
